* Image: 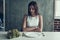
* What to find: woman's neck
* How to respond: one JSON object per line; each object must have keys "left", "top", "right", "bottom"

{"left": 31, "top": 12, "right": 38, "bottom": 17}
{"left": 31, "top": 13, "right": 36, "bottom": 17}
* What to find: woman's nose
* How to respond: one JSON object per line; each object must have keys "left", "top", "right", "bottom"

{"left": 31, "top": 9, "right": 33, "bottom": 12}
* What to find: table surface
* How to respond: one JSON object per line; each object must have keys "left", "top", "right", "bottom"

{"left": 0, "top": 31, "right": 60, "bottom": 40}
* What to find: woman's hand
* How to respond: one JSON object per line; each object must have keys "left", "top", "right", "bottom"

{"left": 23, "top": 27, "right": 36, "bottom": 32}
{"left": 34, "top": 27, "right": 41, "bottom": 32}
{"left": 23, "top": 27, "right": 41, "bottom": 32}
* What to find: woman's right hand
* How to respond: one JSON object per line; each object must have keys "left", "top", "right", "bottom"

{"left": 23, "top": 27, "right": 37, "bottom": 32}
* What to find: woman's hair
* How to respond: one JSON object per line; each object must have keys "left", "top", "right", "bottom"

{"left": 28, "top": 1, "right": 39, "bottom": 16}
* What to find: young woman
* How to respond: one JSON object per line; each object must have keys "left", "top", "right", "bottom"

{"left": 23, "top": 1, "right": 43, "bottom": 32}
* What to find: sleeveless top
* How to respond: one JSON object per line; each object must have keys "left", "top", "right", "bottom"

{"left": 27, "top": 15, "right": 39, "bottom": 28}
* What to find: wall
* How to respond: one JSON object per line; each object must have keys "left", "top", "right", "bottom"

{"left": 5, "top": 0, "right": 54, "bottom": 31}
{"left": 0, "top": 0, "right": 3, "bottom": 23}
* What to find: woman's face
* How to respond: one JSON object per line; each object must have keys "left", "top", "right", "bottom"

{"left": 29, "top": 5, "right": 35, "bottom": 15}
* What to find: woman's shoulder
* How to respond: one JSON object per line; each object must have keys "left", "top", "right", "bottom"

{"left": 24, "top": 14, "right": 29, "bottom": 19}
{"left": 38, "top": 15, "right": 42, "bottom": 17}
{"left": 37, "top": 15, "right": 43, "bottom": 21}
{"left": 24, "top": 15, "right": 27, "bottom": 18}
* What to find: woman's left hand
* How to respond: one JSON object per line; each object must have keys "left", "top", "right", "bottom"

{"left": 34, "top": 27, "right": 41, "bottom": 32}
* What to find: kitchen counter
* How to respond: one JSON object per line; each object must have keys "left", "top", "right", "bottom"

{"left": 0, "top": 31, "right": 60, "bottom": 40}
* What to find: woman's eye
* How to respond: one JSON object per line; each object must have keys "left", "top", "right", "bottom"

{"left": 32, "top": 8, "right": 35, "bottom": 10}
{"left": 30, "top": 8, "right": 35, "bottom": 10}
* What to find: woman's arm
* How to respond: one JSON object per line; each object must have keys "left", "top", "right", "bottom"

{"left": 23, "top": 27, "right": 37, "bottom": 32}
{"left": 39, "top": 15, "right": 43, "bottom": 32}
{"left": 23, "top": 15, "right": 36, "bottom": 32}
{"left": 34, "top": 15, "right": 43, "bottom": 32}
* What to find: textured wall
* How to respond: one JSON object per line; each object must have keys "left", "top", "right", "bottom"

{"left": 5, "top": 0, "right": 54, "bottom": 31}
{"left": 0, "top": 0, "right": 3, "bottom": 23}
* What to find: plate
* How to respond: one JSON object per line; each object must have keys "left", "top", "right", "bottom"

{"left": 23, "top": 32, "right": 42, "bottom": 38}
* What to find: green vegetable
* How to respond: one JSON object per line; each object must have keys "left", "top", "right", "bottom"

{"left": 7, "top": 29, "right": 20, "bottom": 39}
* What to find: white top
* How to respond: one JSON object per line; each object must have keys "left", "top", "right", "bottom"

{"left": 27, "top": 15, "right": 39, "bottom": 28}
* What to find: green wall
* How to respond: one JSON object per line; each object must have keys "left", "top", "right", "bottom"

{"left": 5, "top": 0, "right": 54, "bottom": 31}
